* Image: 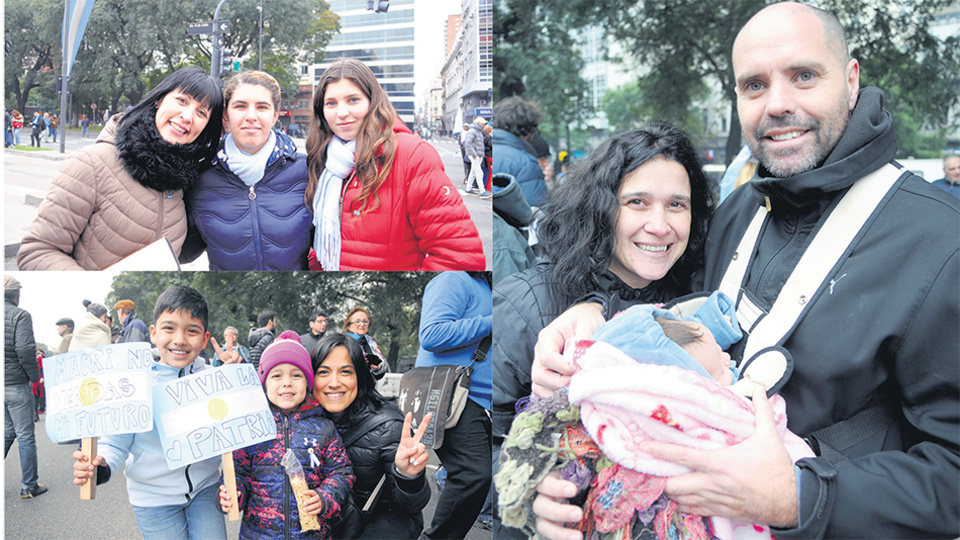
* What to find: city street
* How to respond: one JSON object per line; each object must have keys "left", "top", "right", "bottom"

{"left": 5, "top": 412, "right": 490, "bottom": 539}
{"left": 4, "top": 132, "right": 492, "bottom": 271}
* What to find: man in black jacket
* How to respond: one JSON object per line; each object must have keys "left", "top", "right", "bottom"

{"left": 298, "top": 310, "right": 327, "bottom": 355}
{"left": 248, "top": 310, "right": 277, "bottom": 370}
{"left": 531, "top": 3, "right": 958, "bottom": 539}
{"left": 4, "top": 275, "right": 48, "bottom": 498}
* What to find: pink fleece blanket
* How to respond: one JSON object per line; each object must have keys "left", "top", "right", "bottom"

{"left": 568, "top": 339, "right": 814, "bottom": 539}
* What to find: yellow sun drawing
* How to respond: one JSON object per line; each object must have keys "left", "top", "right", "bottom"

{"left": 78, "top": 377, "right": 102, "bottom": 406}
{"left": 208, "top": 398, "right": 229, "bottom": 421}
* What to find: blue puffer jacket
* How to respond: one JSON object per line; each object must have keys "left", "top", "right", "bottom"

{"left": 185, "top": 132, "right": 312, "bottom": 270}
{"left": 492, "top": 129, "right": 547, "bottom": 207}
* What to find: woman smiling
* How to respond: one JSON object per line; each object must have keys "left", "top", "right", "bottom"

{"left": 306, "top": 59, "right": 485, "bottom": 271}
{"left": 311, "top": 333, "right": 431, "bottom": 539}
{"left": 182, "top": 70, "right": 312, "bottom": 270}
{"left": 17, "top": 67, "right": 223, "bottom": 270}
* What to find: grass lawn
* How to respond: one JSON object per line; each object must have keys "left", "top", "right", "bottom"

{"left": 6, "top": 144, "right": 52, "bottom": 151}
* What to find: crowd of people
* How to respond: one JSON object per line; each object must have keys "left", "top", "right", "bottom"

{"left": 4, "top": 2, "right": 958, "bottom": 540}
{"left": 5, "top": 272, "right": 493, "bottom": 539}
{"left": 15, "top": 59, "right": 486, "bottom": 273}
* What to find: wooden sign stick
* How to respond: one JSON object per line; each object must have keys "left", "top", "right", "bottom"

{"left": 80, "top": 437, "right": 97, "bottom": 500}
{"left": 222, "top": 452, "right": 241, "bottom": 521}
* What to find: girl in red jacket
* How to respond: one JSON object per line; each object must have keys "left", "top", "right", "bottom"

{"left": 305, "top": 59, "right": 485, "bottom": 271}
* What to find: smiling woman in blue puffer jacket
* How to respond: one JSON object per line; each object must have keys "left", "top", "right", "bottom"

{"left": 182, "top": 70, "right": 312, "bottom": 270}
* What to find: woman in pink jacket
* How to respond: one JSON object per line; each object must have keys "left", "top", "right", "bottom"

{"left": 305, "top": 59, "right": 485, "bottom": 271}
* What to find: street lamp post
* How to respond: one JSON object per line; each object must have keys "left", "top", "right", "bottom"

{"left": 211, "top": 0, "right": 230, "bottom": 77}
{"left": 258, "top": 0, "right": 263, "bottom": 71}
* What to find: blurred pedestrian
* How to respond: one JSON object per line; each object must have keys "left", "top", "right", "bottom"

{"left": 248, "top": 310, "right": 277, "bottom": 370}
{"left": 114, "top": 299, "right": 149, "bottom": 344}
{"left": 4, "top": 275, "right": 48, "bottom": 499}
{"left": 492, "top": 97, "right": 548, "bottom": 207}
{"left": 30, "top": 112, "right": 44, "bottom": 147}
{"left": 5, "top": 109, "right": 13, "bottom": 148}
{"left": 298, "top": 311, "right": 327, "bottom": 354}
{"left": 342, "top": 307, "right": 388, "bottom": 380}
{"left": 210, "top": 326, "right": 250, "bottom": 366}
{"left": 463, "top": 117, "right": 489, "bottom": 196}
{"left": 11, "top": 110, "right": 24, "bottom": 146}
{"left": 32, "top": 349, "right": 45, "bottom": 420}
{"left": 932, "top": 155, "right": 960, "bottom": 199}
{"left": 80, "top": 115, "right": 90, "bottom": 139}
{"left": 415, "top": 271, "right": 492, "bottom": 540}
{"left": 69, "top": 300, "right": 112, "bottom": 351}
{"left": 54, "top": 317, "right": 74, "bottom": 354}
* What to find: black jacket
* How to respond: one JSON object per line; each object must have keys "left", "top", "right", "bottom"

{"left": 333, "top": 402, "right": 429, "bottom": 538}
{"left": 5, "top": 298, "right": 39, "bottom": 385}
{"left": 491, "top": 263, "right": 679, "bottom": 437}
{"left": 695, "top": 88, "right": 959, "bottom": 538}
{"left": 247, "top": 327, "right": 275, "bottom": 369}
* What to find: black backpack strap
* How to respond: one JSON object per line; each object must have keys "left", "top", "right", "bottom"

{"left": 473, "top": 334, "right": 492, "bottom": 364}
{"left": 806, "top": 403, "right": 899, "bottom": 463}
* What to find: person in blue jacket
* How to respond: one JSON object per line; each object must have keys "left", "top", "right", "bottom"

{"left": 182, "top": 71, "right": 312, "bottom": 270}
{"left": 414, "top": 271, "right": 492, "bottom": 539}
{"left": 492, "top": 97, "right": 548, "bottom": 207}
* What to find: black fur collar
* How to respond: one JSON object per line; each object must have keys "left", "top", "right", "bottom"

{"left": 115, "top": 110, "right": 211, "bottom": 192}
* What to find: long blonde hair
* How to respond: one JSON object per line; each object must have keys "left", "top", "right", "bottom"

{"left": 305, "top": 59, "right": 397, "bottom": 215}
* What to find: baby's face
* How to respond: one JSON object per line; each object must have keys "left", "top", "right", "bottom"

{"left": 681, "top": 322, "right": 733, "bottom": 385}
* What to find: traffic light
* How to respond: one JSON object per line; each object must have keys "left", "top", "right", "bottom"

{"left": 221, "top": 47, "right": 234, "bottom": 76}
{"left": 366, "top": 0, "right": 388, "bottom": 12}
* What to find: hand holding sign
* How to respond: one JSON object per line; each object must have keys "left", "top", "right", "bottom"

{"left": 395, "top": 412, "right": 432, "bottom": 477}
{"left": 72, "top": 449, "right": 104, "bottom": 486}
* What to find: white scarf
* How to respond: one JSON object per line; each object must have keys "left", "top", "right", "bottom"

{"left": 224, "top": 131, "right": 276, "bottom": 186}
{"left": 312, "top": 136, "right": 356, "bottom": 271}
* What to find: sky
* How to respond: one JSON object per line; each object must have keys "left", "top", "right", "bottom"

{"left": 413, "top": 0, "right": 463, "bottom": 106}
{"left": 8, "top": 270, "right": 120, "bottom": 352}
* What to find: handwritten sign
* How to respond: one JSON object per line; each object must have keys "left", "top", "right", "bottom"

{"left": 44, "top": 343, "right": 155, "bottom": 444}
{"left": 153, "top": 364, "right": 276, "bottom": 469}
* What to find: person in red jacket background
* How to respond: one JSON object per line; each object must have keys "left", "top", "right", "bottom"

{"left": 305, "top": 58, "right": 485, "bottom": 271}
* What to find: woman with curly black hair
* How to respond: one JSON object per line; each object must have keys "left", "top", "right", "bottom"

{"left": 18, "top": 67, "right": 223, "bottom": 270}
{"left": 491, "top": 123, "right": 715, "bottom": 442}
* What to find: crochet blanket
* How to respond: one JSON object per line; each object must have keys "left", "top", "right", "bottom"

{"left": 496, "top": 339, "right": 814, "bottom": 540}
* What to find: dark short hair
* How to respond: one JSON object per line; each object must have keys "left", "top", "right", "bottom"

{"left": 310, "top": 333, "right": 387, "bottom": 423}
{"left": 118, "top": 67, "right": 224, "bottom": 156}
{"left": 310, "top": 311, "right": 327, "bottom": 322}
{"left": 538, "top": 123, "right": 715, "bottom": 299}
{"left": 153, "top": 286, "right": 209, "bottom": 331}
{"left": 56, "top": 318, "right": 75, "bottom": 330}
{"left": 257, "top": 310, "right": 276, "bottom": 328}
{"left": 493, "top": 96, "right": 541, "bottom": 139}
{"left": 656, "top": 317, "right": 703, "bottom": 349}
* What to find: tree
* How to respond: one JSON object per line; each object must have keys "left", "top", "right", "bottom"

{"left": 495, "top": 0, "right": 593, "bottom": 151}
{"left": 551, "top": 0, "right": 959, "bottom": 163}
{"left": 4, "top": 0, "right": 63, "bottom": 113}
{"left": 108, "top": 271, "right": 436, "bottom": 372}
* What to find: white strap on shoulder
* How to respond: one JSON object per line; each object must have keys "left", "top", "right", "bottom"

{"left": 718, "top": 163, "right": 904, "bottom": 359}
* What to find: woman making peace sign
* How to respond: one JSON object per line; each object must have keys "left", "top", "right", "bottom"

{"left": 311, "top": 333, "right": 433, "bottom": 539}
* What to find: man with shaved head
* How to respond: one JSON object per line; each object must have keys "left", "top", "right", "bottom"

{"left": 529, "top": 3, "right": 959, "bottom": 539}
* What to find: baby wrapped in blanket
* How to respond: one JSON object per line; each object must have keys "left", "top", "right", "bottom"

{"left": 496, "top": 291, "right": 814, "bottom": 540}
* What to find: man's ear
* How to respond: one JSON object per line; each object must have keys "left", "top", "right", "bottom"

{"left": 846, "top": 59, "right": 860, "bottom": 111}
